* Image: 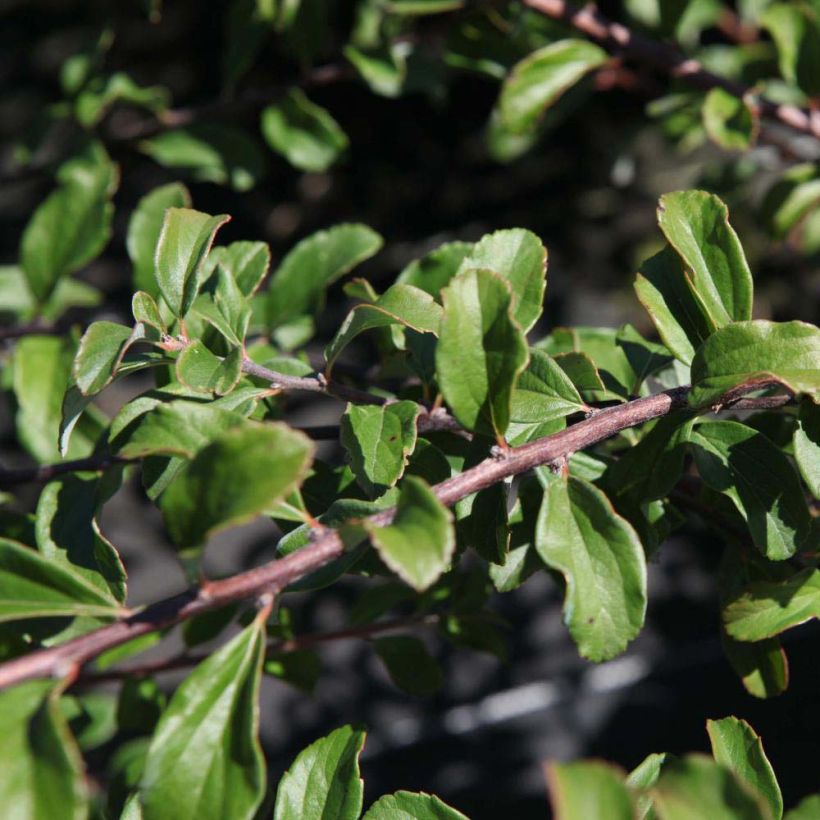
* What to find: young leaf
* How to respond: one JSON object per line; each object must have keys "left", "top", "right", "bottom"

{"left": 363, "top": 791, "right": 469, "bottom": 819}
{"left": 794, "top": 399, "right": 820, "bottom": 497}
{"left": 175, "top": 341, "right": 244, "bottom": 395}
{"left": 509, "top": 349, "right": 586, "bottom": 424}
{"left": 702, "top": 88, "right": 757, "bottom": 151}
{"left": 723, "top": 567, "right": 820, "bottom": 641}
{"left": 126, "top": 182, "right": 191, "bottom": 297}
{"left": 154, "top": 207, "right": 230, "bottom": 319}
{"left": 273, "top": 725, "right": 366, "bottom": 820}
{"left": 456, "top": 228, "right": 547, "bottom": 333}
{"left": 436, "top": 269, "right": 528, "bottom": 439}
{"left": 341, "top": 401, "right": 421, "bottom": 497}
{"left": 657, "top": 190, "right": 753, "bottom": 326}
{"left": 139, "top": 617, "right": 267, "bottom": 820}
{"left": 706, "top": 717, "right": 782, "bottom": 820}
{"left": 73, "top": 321, "right": 135, "bottom": 395}
{"left": 535, "top": 475, "right": 647, "bottom": 662}
{"left": 691, "top": 421, "right": 812, "bottom": 560}
{"left": 194, "top": 268, "right": 253, "bottom": 347}
{"left": 397, "top": 241, "right": 474, "bottom": 297}
{"left": 546, "top": 760, "right": 634, "bottom": 820}
{"left": 651, "top": 754, "right": 772, "bottom": 819}
{"left": 267, "top": 223, "right": 383, "bottom": 328}
{"left": 375, "top": 635, "right": 443, "bottom": 696}
{"left": 499, "top": 40, "right": 608, "bottom": 133}
{"left": 634, "top": 245, "right": 714, "bottom": 365}
{"left": 324, "top": 283, "right": 442, "bottom": 376}
{"left": 0, "top": 537, "right": 123, "bottom": 622}
{"left": 205, "top": 240, "right": 270, "bottom": 297}
{"left": 689, "top": 320, "right": 820, "bottom": 407}
{"left": 0, "top": 680, "right": 88, "bottom": 820}
{"left": 132, "top": 291, "right": 166, "bottom": 335}
{"left": 161, "top": 422, "right": 314, "bottom": 549}
{"left": 365, "top": 476, "right": 455, "bottom": 592}
{"left": 261, "top": 88, "right": 349, "bottom": 172}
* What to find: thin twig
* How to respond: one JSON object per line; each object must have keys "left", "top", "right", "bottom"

{"left": 523, "top": 0, "right": 820, "bottom": 141}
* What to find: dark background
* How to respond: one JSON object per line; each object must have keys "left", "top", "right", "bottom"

{"left": 1, "top": 1, "right": 818, "bottom": 816}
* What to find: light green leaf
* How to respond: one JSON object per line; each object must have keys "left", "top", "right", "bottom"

{"left": 161, "top": 422, "right": 313, "bottom": 549}
{"left": 345, "top": 44, "right": 408, "bottom": 98}
{"left": 702, "top": 88, "right": 757, "bottom": 151}
{"left": 175, "top": 341, "right": 243, "bottom": 395}
{"left": 707, "top": 717, "right": 782, "bottom": 819}
{"left": 723, "top": 567, "right": 820, "bottom": 641}
{"left": 691, "top": 420, "right": 812, "bottom": 559}
{"left": 762, "top": 2, "right": 820, "bottom": 97}
{"left": 274, "top": 725, "right": 366, "bottom": 820}
{"left": 627, "top": 753, "right": 671, "bottom": 820}
{"left": 261, "top": 88, "right": 349, "bottom": 172}
{"left": 689, "top": 320, "right": 820, "bottom": 407}
{"left": 140, "top": 124, "right": 268, "bottom": 191}
{"left": 386, "top": 0, "right": 464, "bottom": 14}
{"left": 652, "top": 754, "right": 772, "bottom": 820}
{"left": 397, "top": 241, "right": 474, "bottom": 298}
{"left": 0, "top": 537, "right": 122, "bottom": 622}
{"left": 75, "top": 72, "right": 169, "bottom": 127}
{"left": 510, "top": 349, "right": 586, "bottom": 424}
{"left": 499, "top": 39, "right": 608, "bottom": 133}
{"left": 194, "top": 267, "right": 252, "bottom": 347}
{"left": 658, "top": 190, "right": 753, "bottom": 326}
{"left": 365, "top": 476, "right": 455, "bottom": 592}
{"left": 139, "top": 617, "right": 267, "bottom": 820}
{"left": 126, "top": 182, "right": 191, "bottom": 297}
{"left": 363, "top": 791, "right": 469, "bottom": 819}
{"left": 154, "top": 207, "right": 230, "bottom": 319}
{"left": 436, "top": 269, "right": 528, "bottom": 439}
{"left": 205, "top": 240, "right": 270, "bottom": 297}
{"left": 456, "top": 228, "right": 547, "bottom": 333}
{"left": 546, "top": 760, "right": 634, "bottom": 820}
{"left": 786, "top": 795, "right": 820, "bottom": 820}
{"left": 535, "top": 475, "right": 647, "bottom": 661}
{"left": 553, "top": 351, "right": 606, "bottom": 394}
{"left": 325, "top": 283, "right": 441, "bottom": 375}
{"left": 634, "top": 245, "right": 715, "bottom": 365}
{"left": 341, "top": 401, "right": 421, "bottom": 496}
{"left": 132, "top": 291, "right": 166, "bottom": 335}
{"left": 794, "top": 398, "right": 820, "bottom": 497}
{"left": 0, "top": 680, "right": 88, "bottom": 820}
{"left": 267, "top": 223, "right": 383, "bottom": 328}
{"left": 73, "top": 321, "right": 136, "bottom": 396}
{"left": 760, "top": 163, "right": 820, "bottom": 240}
{"left": 375, "top": 635, "right": 443, "bottom": 696}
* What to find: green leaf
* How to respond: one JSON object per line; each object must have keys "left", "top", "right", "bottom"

{"left": 345, "top": 44, "right": 407, "bottom": 98}
{"left": 762, "top": 2, "right": 820, "bottom": 97}
{"left": 721, "top": 632, "right": 789, "bottom": 699}
{"left": 206, "top": 240, "right": 270, "bottom": 297}
{"left": 651, "top": 754, "right": 772, "bottom": 820}
{"left": 0, "top": 680, "right": 88, "bottom": 820}
{"left": 634, "top": 245, "right": 715, "bottom": 365}
{"left": 723, "top": 567, "right": 820, "bottom": 641}
{"left": 627, "top": 753, "right": 671, "bottom": 820}
{"left": 786, "top": 795, "right": 820, "bottom": 820}
{"left": 132, "top": 291, "right": 166, "bottom": 335}
{"left": 75, "top": 72, "right": 169, "bottom": 127}
{"left": 325, "top": 283, "right": 442, "bottom": 376}
{"left": 365, "top": 476, "right": 455, "bottom": 592}
{"left": 267, "top": 223, "right": 383, "bottom": 328}
{"left": 706, "top": 717, "right": 782, "bottom": 820}
{"left": 126, "top": 182, "right": 191, "bottom": 297}
{"left": 374, "top": 635, "right": 443, "bottom": 696}
{"left": 363, "top": 791, "right": 469, "bottom": 819}
{"left": 689, "top": 320, "right": 820, "bottom": 407}
{"left": 535, "top": 475, "right": 647, "bottom": 662}
{"left": 436, "top": 269, "right": 528, "bottom": 439}
{"left": 702, "top": 88, "right": 757, "bottom": 151}
{"left": 35, "top": 475, "right": 127, "bottom": 603}
{"left": 499, "top": 39, "right": 608, "bottom": 134}
{"left": 760, "top": 163, "right": 820, "bottom": 240}
{"left": 161, "top": 422, "right": 313, "bottom": 549}
{"left": 546, "top": 760, "right": 634, "bottom": 820}
{"left": 20, "top": 175, "right": 114, "bottom": 304}
{"left": 386, "top": 0, "right": 464, "bottom": 14}
{"left": 456, "top": 228, "right": 547, "bottom": 333}
{"left": 794, "top": 398, "right": 820, "bottom": 497}
{"left": 154, "top": 207, "right": 230, "bottom": 319}
{"left": 140, "top": 124, "right": 268, "bottom": 191}
{"left": 194, "top": 268, "right": 253, "bottom": 347}
{"left": 273, "top": 725, "right": 365, "bottom": 820}
{"left": 341, "top": 401, "right": 421, "bottom": 496}
{"left": 691, "top": 420, "right": 812, "bottom": 559}
{"left": 175, "top": 341, "right": 244, "bottom": 395}
{"left": 657, "top": 190, "right": 753, "bottom": 327}
{"left": 510, "top": 349, "right": 586, "bottom": 424}
{"left": 73, "top": 321, "right": 136, "bottom": 395}
{"left": 397, "top": 241, "right": 474, "bottom": 298}
{"left": 553, "top": 351, "right": 606, "bottom": 394}
{"left": 139, "top": 617, "right": 267, "bottom": 820}
{"left": 264, "top": 649, "right": 321, "bottom": 694}
{"left": 261, "top": 88, "right": 349, "bottom": 172}
{"left": 0, "top": 537, "right": 122, "bottom": 622}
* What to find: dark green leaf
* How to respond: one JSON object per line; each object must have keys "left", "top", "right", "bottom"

{"left": 374, "top": 635, "right": 443, "bottom": 696}
{"left": 535, "top": 475, "right": 647, "bottom": 661}
{"left": 794, "top": 398, "right": 820, "bottom": 497}
{"left": 345, "top": 45, "right": 407, "bottom": 98}
{"left": 363, "top": 791, "right": 469, "bottom": 819}
{"left": 436, "top": 269, "right": 528, "bottom": 439}
{"left": 397, "top": 241, "right": 474, "bottom": 298}
{"left": 762, "top": 2, "right": 820, "bottom": 96}
{"left": 760, "top": 163, "right": 820, "bottom": 240}
{"left": 510, "top": 349, "right": 586, "bottom": 424}
{"left": 206, "top": 240, "right": 270, "bottom": 297}
{"left": 132, "top": 291, "right": 166, "bottom": 335}
{"left": 546, "top": 760, "right": 634, "bottom": 820}
{"left": 175, "top": 341, "right": 244, "bottom": 395}
{"left": 721, "top": 632, "right": 789, "bottom": 699}
{"left": 273, "top": 725, "right": 365, "bottom": 820}
{"left": 73, "top": 321, "right": 136, "bottom": 395}
{"left": 366, "top": 476, "right": 455, "bottom": 592}
{"left": 264, "top": 649, "right": 321, "bottom": 693}
{"left": 139, "top": 617, "right": 267, "bottom": 820}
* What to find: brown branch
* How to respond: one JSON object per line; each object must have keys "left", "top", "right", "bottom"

{"left": 523, "top": 0, "right": 820, "bottom": 141}
{"left": 0, "top": 455, "right": 128, "bottom": 489}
